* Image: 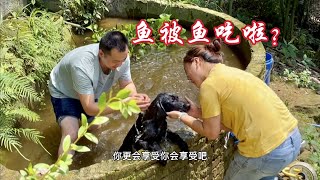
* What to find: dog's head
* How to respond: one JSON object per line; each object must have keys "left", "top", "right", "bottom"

{"left": 137, "top": 93, "right": 190, "bottom": 142}
{"left": 149, "top": 93, "right": 190, "bottom": 118}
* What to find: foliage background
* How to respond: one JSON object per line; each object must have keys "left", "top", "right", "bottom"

{"left": 0, "top": 8, "right": 73, "bottom": 160}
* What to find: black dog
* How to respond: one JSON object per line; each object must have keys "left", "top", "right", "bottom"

{"left": 118, "top": 93, "right": 190, "bottom": 165}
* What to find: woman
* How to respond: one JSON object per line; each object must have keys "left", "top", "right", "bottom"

{"left": 167, "top": 39, "right": 301, "bottom": 180}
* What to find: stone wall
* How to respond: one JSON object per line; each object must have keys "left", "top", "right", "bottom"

{"left": 0, "top": 129, "right": 235, "bottom": 180}
{"left": 63, "top": 133, "right": 236, "bottom": 180}
{"left": 0, "top": 0, "right": 27, "bottom": 18}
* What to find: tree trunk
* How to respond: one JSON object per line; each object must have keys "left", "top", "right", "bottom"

{"left": 228, "top": 0, "right": 234, "bottom": 15}
{"left": 304, "top": 0, "right": 311, "bottom": 27}
{"left": 219, "top": 0, "right": 223, "bottom": 8}
{"left": 280, "top": 0, "right": 286, "bottom": 28}
{"left": 300, "top": 0, "right": 309, "bottom": 26}
{"left": 284, "top": 0, "right": 292, "bottom": 40}
{"left": 289, "top": 0, "right": 299, "bottom": 39}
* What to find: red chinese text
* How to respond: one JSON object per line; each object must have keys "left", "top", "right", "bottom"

{"left": 214, "top": 20, "right": 240, "bottom": 45}
{"left": 131, "top": 19, "right": 155, "bottom": 45}
{"left": 159, "top": 20, "right": 184, "bottom": 46}
{"left": 188, "top": 19, "right": 210, "bottom": 44}
{"left": 241, "top": 20, "right": 268, "bottom": 45}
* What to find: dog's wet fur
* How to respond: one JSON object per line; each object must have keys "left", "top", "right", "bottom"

{"left": 118, "top": 93, "right": 190, "bottom": 165}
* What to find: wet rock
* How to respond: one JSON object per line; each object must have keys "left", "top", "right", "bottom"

{"left": 0, "top": 164, "right": 19, "bottom": 179}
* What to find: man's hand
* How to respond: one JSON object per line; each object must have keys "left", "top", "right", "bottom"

{"left": 130, "top": 93, "right": 150, "bottom": 111}
{"left": 185, "top": 97, "right": 201, "bottom": 118}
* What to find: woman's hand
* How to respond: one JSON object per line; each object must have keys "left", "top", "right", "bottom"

{"left": 166, "top": 111, "right": 182, "bottom": 120}
{"left": 185, "top": 97, "right": 201, "bottom": 118}
{"left": 130, "top": 93, "right": 150, "bottom": 111}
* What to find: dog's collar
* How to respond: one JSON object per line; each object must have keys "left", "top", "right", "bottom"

{"left": 134, "top": 121, "right": 143, "bottom": 143}
{"left": 134, "top": 121, "right": 141, "bottom": 134}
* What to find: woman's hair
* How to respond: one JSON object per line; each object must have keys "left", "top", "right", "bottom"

{"left": 183, "top": 39, "right": 223, "bottom": 64}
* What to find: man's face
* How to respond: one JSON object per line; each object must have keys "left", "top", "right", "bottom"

{"left": 99, "top": 46, "right": 128, "bottom": 70}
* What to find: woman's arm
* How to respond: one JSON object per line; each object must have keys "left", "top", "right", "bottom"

{"left": 167, "top": 111, "right": 221, "bottom": 140}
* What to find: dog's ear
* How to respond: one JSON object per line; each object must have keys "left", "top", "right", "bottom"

{"left": 156, "top": 101, "right": 167, "bottom": 118}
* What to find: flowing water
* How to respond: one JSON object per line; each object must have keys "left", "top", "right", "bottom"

{"left": 1, "top": 18, "right": 244, "bottom": 171}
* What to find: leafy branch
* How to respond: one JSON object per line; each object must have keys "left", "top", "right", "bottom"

{"left": 19, "top": 89, "right": 141, "bottom": 179}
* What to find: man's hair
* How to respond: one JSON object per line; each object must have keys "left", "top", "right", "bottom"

{"left": 99, "top": 31, "right": 129, "bottom": 54}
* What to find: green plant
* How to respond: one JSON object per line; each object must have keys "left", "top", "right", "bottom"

{"left": 280, "top": 38, "right": 298, "bottom": 66}
{"left": 283, "top": 69, "right": 317, "bottom": 89}
{"left": 19, "top": 89, "right": 140, "bottom": 179}
{"left": 86, "top": 23, "right": 106, "bottom": 43}
{"left": 59, "top": 0, "right": 108, "bottom": 32}
{"left": 0, "top": 9, "right": 73, "bottom": 87}
{"left": 0, "top": 9, "right": 73, "bottom": 160}
{"left": 301, "top": 125, "right": 320, "bottom": 176}
{"left": 302, "top": 54, "right": 317, "bottom": 69}
{"left": 0, "top": 72, "right": 48, "bottom": 160}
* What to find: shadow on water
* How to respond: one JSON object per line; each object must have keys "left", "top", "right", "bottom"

{"left": 2, "top": 18, "right": 244, "bottom": 171}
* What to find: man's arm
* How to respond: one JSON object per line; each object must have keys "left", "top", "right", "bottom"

{"left": 119, "top": 79, "right": 137, "bottom": 95}
{"left": 78, "top": 93, "right": 116, "bottom": 116}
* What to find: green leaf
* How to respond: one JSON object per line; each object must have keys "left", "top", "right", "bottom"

{"left": 91, "top": 116, "right": 109, "bottom": 125}
{"left": 71, "top": 144, "right": 90, "bottom": 152}
{"left": 65, "top": 154, "right": 73, "bottom": 165}
{"left": 181, "top": 28, "right": 186, "bottom": 34}
{"left": 60, "top": 153, "right": 68, "bottom": 161}
{"left": 50, "top": 164, "right": 58, "bottom": 173}
{"left": 121, "top": 106, "right": 129, "bottom": 119}
{"left": 138, "top": 49, "right": 145, "bottom": 56}
{"left": 127, "top": 108, "right": 132, "bottom": 116}
{"left": 34, "top": 163, "right": 50, "bottom": 170}
{"left": 108, "top": 89, "right": 113, "bottom": 101}
{"left": 31, "top": 0, "right": 36, "bottom": 5}
{"left": 19, "top": 170, "right": 27, "bottom": 176}
{"left": 120, "top": 106, "right": 125, "bottom": 115}
{"left": 60, "top": 153, "right": 73, "bottom": 165}
{"left": 123, "top": 111, "right": 129, "bottom": 119}
{"left": 78, "top": 126, "right": 86, "bottom": 138}
{"left": 59, "top": 162, "right": 69, "bottom": 174}
{"left": 87, "top": 25, "right": 93, "bottom": 31}
{"left": 128, "top": 100, "right": 141, "bottom": 114}
{"left": 19, "top": 176, "right": 26, "bottom": 180}
{"left": 108, "top": 101, "right": 122, "bottom": 110}
{"left": 116, "top": 89, "right": 131, "bottom": 99}
{"left": 98, "top": 92, "right": 107, "bottom": 113}
{"left": 303, "top": 54, "right": 307, "bottom": 59}
{"left": 283, "top": 38, "right": 287, "bottom": 45}
{"left": 62, "top": 135, "right": 71, "bottom": 152}
{"left": 26, "top": 162, "right": 35, "bottom": 175}
{"left": 81, "top": 114, "right": 88, "bottom": 127}
{"left": 84, "top": 132, "right": 98, "bottom": 144}
{"left": 50, "top": 172, "right": 61, "bottom": 178}
{"left": 75, "top": 0, "right": 81, "bottom": 5}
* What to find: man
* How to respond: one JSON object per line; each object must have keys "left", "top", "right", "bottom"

{"left": 49, "top": 31, "right": 150, "bottom": 156}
